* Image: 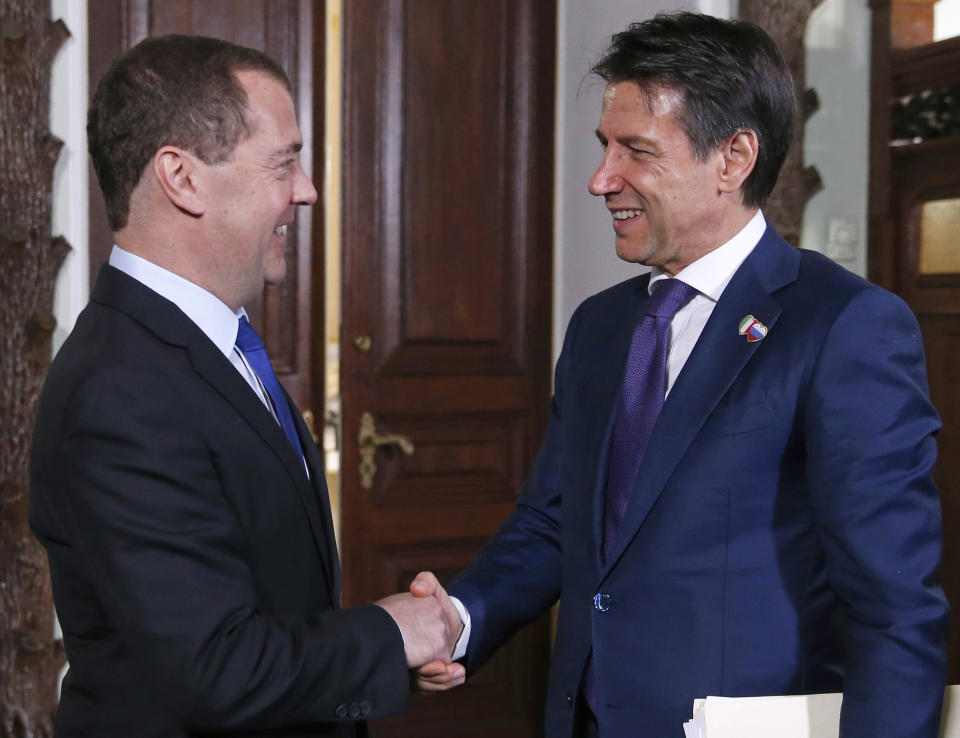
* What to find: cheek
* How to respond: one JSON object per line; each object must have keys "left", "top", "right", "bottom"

{"left": 271, "top": 181, "right": 294, "bottom": 207}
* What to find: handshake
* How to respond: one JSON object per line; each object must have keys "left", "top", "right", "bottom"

{"left": 375, "top": 571, "right": 467, "bottom": 692}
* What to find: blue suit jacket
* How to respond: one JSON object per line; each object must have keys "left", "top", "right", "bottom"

{"left": 449, "top": 226, "right": 948, "bottom": 738}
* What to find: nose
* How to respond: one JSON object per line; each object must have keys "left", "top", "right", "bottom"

{"left": 293, "top": 164, "right": 318, "bottom": 206}
{"left": 588, "top": 149, "right": 623, "bottom": 197}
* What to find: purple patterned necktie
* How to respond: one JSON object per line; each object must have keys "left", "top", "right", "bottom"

{"left": 585, "top": 277, "right": 698, "bottom": 714}
{"left": 602, "top": 278, "right": 697, "bottom": 559}
{"left": 236, "top": 316, "right": 305, "bottom": 465}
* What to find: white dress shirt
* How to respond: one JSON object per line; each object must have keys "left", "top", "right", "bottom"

{"left": 651, "top": 209, "right": 766, "bottom": 395}
{"left": 108, "top": 245, "right": 275, "bottom": 417}
{"left": 109, "top": 246, "right": 313, "bottom": 479}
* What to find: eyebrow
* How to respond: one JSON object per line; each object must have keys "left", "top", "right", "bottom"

{"left": 269, "top": 142, "right": 303, "bottom": 160}
{"left": 595, "top": 130, "right": 658, "bottom": 151}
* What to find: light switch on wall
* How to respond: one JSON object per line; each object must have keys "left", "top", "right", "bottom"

{"left": 824, "top": 216, "right": 858, "bottom": 263}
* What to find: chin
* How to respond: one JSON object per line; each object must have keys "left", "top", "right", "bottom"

{"left": 263, "top": 255, "right": 288, "bottom": 285}
{"left": 615, "top": 245, "right": 651, "bottom": 265}
{"left": 264, "top": 268, "right": 287, "bottom": 287}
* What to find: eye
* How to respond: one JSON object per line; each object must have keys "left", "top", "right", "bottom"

{"left": 275, "top": 159, "right": 296, "bottom": 177}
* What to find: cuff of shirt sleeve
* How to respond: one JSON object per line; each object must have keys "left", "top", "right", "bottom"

{"left": 449, "top": 596, "right": 471, "bottom": 661}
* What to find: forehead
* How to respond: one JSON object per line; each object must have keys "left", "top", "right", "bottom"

{"left": 235, "top": 69, "right": 301, "bottom": 145}
{"left": 598, "top": 81, "right": 686, "bottom": 134}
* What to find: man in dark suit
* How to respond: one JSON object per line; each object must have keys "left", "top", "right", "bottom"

{"left": 415, "top": 12, "right": 949, "bottom": 738}
{"left": 30, "top": 35, "right": 463, "bottom": 737}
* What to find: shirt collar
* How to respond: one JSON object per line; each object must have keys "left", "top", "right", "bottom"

{"left": 648, "top": 209, "right": 766, "bottom": 301}
{"left": 108, "top": 245, "right": 246, "bottom": 358}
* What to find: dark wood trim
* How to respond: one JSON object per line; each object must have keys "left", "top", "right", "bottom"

{"left": 868, "top": 0, "right": 896, "bottom": 288}
{"left": 87, "top": 0, "right": 125, "bottom": 281}
{"left": 308, "top": 0, "right": 327, "bottom": 462}
{"left": 893, "top": 35, "right": 960, "bottom": 93}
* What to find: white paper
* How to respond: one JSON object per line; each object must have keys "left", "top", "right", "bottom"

{"left": 687, "top": 686, "right": 960, "bottom": 738}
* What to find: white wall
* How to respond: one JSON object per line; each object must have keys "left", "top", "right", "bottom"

{"left": 50, "top": 0, "right": 89, "bottom": 353}
{"left": 48, "top": 0, "right": 88, "bottom": 667}
{"left": 801, "top": 0, "right": 871, "bottom": 277}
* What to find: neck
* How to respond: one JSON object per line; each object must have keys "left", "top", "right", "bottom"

{"left": 114, "top": 225, "right": 243, "bottom": 312}
{"left": 663, "top": 205, "right": 759, "bottom": 276}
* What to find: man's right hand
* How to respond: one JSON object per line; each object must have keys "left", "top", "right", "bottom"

{"left": 375, "top": 571, "right": 463, "bottom": 668}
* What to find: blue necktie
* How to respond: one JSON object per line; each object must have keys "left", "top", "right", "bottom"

{"left": 603, "top": 278, "right": 697, "bottom": 559}
{"left": 235, "top": 316, "right": 305, "bottom": 464}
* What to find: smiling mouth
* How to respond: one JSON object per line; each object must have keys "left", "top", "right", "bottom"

{"left": 612, "top": 209, "right": 643, "bottom": 220}
{"left": 274, "top": 224, "right": 288, "bottom": 236}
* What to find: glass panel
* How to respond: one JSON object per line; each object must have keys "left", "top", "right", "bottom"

{"left": 936, "top": 0, "right": 960, "bottom": 42}
{"left": 920, "top": 198, "right": 960, "bottom": 274}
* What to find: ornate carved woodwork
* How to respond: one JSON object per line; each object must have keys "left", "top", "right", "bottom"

{"left": 0, "top": 1, "right": 70, "bottom": 735}
{"left": 739, "top": 0, "right": 825, "bottom": 247}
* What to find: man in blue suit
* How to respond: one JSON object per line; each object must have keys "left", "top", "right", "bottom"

{"left": 416, "top": 11, "right": 948, "bottom": 738}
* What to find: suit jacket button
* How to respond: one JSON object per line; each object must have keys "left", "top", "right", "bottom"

{"left": 593, "top": 592, "right": 611, "bottom": 611}
{"left": 349, "top": 702, "right": 361, "bottom": 718}
{"left": 567, "top": 694, "right": 574, "bottom": 707}
{"left": 359, "top": 700, "right": 372, "bottom": 716}
{"left": 335, "top": 704, "right": 349, "bottom": 719}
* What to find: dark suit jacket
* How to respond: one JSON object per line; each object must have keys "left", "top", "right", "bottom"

{"left": 449, "top": 226, "right": 948, "bottom": 738}
{"left": 30, "top": 265, "right": 409, "bottom": 737}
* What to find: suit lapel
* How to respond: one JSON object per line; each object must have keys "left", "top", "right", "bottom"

{"left": 292, "top": 406, "right": 343, "bottom": 601}
{"left": 600, "top": 228, "right": 800, "bottom": 576}
{"left": 187, "top": 346, "right": 339, "bottom": 595}
{"left": 92, "top": 266, "right": 338, "bottom": 589}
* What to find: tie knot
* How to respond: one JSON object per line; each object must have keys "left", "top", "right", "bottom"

{"left": 646, "top": 278, "right": 697, "bottom": 319}
{"left": 235, "top": 316, "right": 265, "bottom": 353}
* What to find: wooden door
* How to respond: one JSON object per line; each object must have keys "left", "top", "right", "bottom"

{"left": 339, "top": 1, "right": 555, "bottom": 736}
{"left": 87, "top": 0, "right": 324, "bottom": 419}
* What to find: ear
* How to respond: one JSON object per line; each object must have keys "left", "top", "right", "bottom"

{"left": 717, "top": 129, "right": 759, "bottom": 196}
{"left": 152, "top": 146, "right": 206, "bottom": 217}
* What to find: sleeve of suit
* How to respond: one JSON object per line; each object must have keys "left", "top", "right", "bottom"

{"left": 803, "top": 286, "right": 948, "bottom": 738}
{"left": 446, "top": 307, "right": 584, "bottom": 672}
{"left": 55, "top": 365, "right": 409, "bottom": 731}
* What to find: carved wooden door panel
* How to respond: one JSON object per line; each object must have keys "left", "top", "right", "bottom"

{"left": 87, "top": 0, "right": 323, "bottom": 420}
{"left": 339, "top": 1, "right": 555, "bottom": 736}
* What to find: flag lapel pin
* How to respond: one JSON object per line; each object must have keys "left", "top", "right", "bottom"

{"left": 738, "top": 315, "right": 768, "bottom": 343}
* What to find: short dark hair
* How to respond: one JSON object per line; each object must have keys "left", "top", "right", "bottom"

{"left": 88, "top": 34, "right": 291, "bottom": 231}
{"left": 591, "top": 12, "right": 795, "bottom": 208}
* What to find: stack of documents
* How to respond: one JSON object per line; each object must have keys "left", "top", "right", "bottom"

{"left": 683, "top": 687, "right": 960, "bottom": 737}
{"left": 683, "top": 693, "right": 841, "bottom": 738}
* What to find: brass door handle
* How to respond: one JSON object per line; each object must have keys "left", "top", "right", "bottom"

{"left": 358, "top": 412, "right": 414, "bottom": 489}
{"left": 301, "top": 409, "right": 321, "bottom": 444}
